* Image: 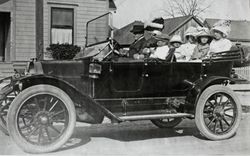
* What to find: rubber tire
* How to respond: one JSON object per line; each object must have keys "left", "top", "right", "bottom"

{"left": 0, "top": 104, "right": 9, "bottom": 135}
{"left": 7, "top": 85, "right": 76, "bottom": 153}
{"left": 151, "top": 118, "right": 182, "bottom": 128}
{"left": 0, "top": 90, "right": 17, "bottom": 136}
{"left": 195, "top": 85, "right": 242, "bottom": 140}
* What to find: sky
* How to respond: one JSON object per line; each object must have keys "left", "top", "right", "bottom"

{"left": 113, "top": 0, "right": 250, "bottom": 28}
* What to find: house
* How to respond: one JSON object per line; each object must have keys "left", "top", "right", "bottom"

{"left": 0, "top": 0, "right": 116, "bottom": 78}
{"left": 114, "top": 15, "right": 204, "bottom": 46}
{"left": 204, "top": 18, "right": 250, "bottom": 46}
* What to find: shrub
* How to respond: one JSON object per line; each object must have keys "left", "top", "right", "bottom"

{"left": 46, "top": 43, "right": 81, "bottom": 60}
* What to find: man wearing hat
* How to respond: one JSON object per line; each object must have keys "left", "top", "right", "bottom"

{"left": 209, "top": 20, "right": 232, "bottom": 55}
{"left": 128, "top": 17, "right": 165, "bottom": 59}
{"left": 128, "top": 25, "right": 145, "bottom": 58}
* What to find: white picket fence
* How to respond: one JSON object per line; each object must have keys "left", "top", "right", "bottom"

{"left": 234, "top": 66, "right": 250, "bottom": 81}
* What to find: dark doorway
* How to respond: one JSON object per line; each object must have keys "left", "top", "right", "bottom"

{"left": 0, "top": 12, "right": 10, "bottom": 62}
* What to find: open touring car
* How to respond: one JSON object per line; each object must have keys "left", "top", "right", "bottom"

{"left": 0, "top": 12, "right": 245, "bottom": 153}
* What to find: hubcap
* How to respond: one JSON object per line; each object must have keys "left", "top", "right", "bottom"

{"left": 214, "top": 106, "right": 224, "bottom": 117}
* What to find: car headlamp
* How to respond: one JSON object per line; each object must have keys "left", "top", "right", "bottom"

{"left": 89, "top": 63, "right": 102, "bottom": 79}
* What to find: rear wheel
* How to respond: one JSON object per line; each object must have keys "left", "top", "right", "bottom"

{"left": 195, "top": 85, "right": 241, "bottom": 140}
{"left": 7, "top": 85, "right": 76, "bottom": 153}
{"left": 151, "top": 118, "right": 182, "bottom": 128}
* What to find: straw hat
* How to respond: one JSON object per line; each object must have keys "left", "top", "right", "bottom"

{"left": 184, "top": 26, "right": 198, "bottom": 38}
{"left": 144, "top": 17, "right": 164, "bottom": 32}
{"left": 211, "top": 20, "right": 231, "bottom": 37}
{"left": 155, "top": 33, "right": 170, "bottom": 41}
{"left": 170, "top": 35, "right": 183, "bottom": 44}
{"left": 196, "top": 27, "right": 213, "bottom": 38}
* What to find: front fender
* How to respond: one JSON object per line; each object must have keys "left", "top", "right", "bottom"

{"left": 15, "top": 74, "right": 119, "bottom": 123}
{"left": 186, "top": 76, "right": 234, "bottom": 107}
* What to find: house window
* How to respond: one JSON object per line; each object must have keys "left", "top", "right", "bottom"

{"left": 51, "top": 8, "right": 74, "bottom": 44}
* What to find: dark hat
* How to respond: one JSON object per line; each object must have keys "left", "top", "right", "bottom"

{"left": 130, "top": 25, "right": 144, "bottom": 34}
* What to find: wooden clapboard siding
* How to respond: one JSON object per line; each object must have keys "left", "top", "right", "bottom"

{"left": 43, "top": 0, "right": 109, "bottom": 52}
{"left": 15, "top": 0, "right": 36, "bottom": 61}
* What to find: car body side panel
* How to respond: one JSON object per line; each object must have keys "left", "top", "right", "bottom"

{"left": 40, "top": 60, "right": 92, "bottom": 96}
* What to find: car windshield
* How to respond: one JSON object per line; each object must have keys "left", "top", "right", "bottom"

{"left": 85, "top": 13, "right": 111, "bottom": 47}
{"left": 74, "top": 41, "right": 111, "bottom": 60}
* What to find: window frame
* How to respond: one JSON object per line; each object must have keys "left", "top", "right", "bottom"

{"left": 50, "top": 7, "right": 74, "bottom": 44}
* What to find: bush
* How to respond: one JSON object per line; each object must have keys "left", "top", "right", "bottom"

{"left": 46, "top": 43, "right": 81, "bottom": 60}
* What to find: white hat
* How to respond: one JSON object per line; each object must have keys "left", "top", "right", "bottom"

{"left": 170, "top": 35, "right": 183, "bottom": 44}
{"left": 196, "top": 27, "right": 213, "bottom": 38}
{"left": 211, "top": 20, "right": 231, "bottom": 37}
{"left": 184, "top": 26, "right": 198, "bottom": 37}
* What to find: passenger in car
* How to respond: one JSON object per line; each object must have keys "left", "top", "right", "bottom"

{"left": 131, "top": 17, "right": 165, "bottom": 60}
{"left": 190, "top": 27, "right": 213, "bottom": 60}
{"left": 149, "top": 33, "right": 170, "bottom": 60}
{"left": 176, "top": 27, "right": 198, "bottom": 61}
{"left": 128, "top": 25, "right": 146, "bottom": 58}
{"left": 208, "top": 20, "right": 232, "bottom": 55}
{"left": 165, "top": 35, "right": 183, "bottom": 62}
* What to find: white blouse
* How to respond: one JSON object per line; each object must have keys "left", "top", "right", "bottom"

{"left": 209, "top": 38, "right": 232, "bottom": 54}
{"left": 150, "top": 46, "right": 170, "bottom": 60}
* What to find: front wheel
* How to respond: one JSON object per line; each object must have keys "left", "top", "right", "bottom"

{"left": 0, "top": 89, "right": 19, "bottom": 135}
{"left": 151, "top": 118, "right": 182, "bottom": 128}
{"left": 7, "top": 85, "right": 76, "bottom": 153}
{"left": 195, "top": 85, "right": 241, "bottom": 140}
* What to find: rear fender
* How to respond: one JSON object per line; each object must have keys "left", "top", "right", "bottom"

{"left": 187, "top": 76, "right": 234, "bottom": 107}
{"left": 17, "top": 75, "right": 119, "bottom": 124}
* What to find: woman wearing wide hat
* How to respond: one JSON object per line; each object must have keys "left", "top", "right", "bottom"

{"left": 177, "top": 26, "right": 198, "bottom": 61}
{"left": 191, "top": 27, "right": 213, "bottom": 60}
{"left": 209, "top": 20, "right": 232, "bottom": 55}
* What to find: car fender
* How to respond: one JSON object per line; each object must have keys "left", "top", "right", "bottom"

{"left": 16, "top": 74, "right": 119, "bottom": 124}
{"left": 186, "top": 76, "right": 234, "bottom": 107}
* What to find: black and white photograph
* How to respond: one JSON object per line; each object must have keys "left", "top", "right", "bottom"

{"left": 0, "top": 0, "right": 250, "bottom": 155}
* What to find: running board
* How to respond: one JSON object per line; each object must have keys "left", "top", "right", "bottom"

{"left": 119, "top": 113, "right": 193, "bottom": 121}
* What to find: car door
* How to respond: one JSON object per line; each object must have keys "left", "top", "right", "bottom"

{"left": 141, "top": 61, "right": 173, "bottom": 97}
{"left": 110, "top": 60, "right": 144, "bottom": 94}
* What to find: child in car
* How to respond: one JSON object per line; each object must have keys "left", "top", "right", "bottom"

{"left": 165, "top": 35, "right": 183, "bottom": 62}
{"left": 208, "top": 20, "right": 232, "bottom": 55}
{"left": 190, "top": 27, "right": 213, "bottom": 60}
{"left": 149, "top": 33, "right": 170, "bottom": 60}
{"left": 177, "top": 27, "right": 198, "bottom": 61}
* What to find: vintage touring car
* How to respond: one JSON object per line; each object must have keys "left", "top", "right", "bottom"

{"left": 0, "top": 13, "right": 245, "bottom": 153}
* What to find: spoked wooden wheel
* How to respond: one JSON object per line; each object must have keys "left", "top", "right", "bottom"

{"left": 7, "top": 85, "right": 76, "bottom": 153}
{"left": 195, "top": 85, "right": 241, "bottom": 140}
{"left": 151, "top": 118, "right": 182, "bottom": 128}
{"left": 0, "top": 90, "right": 19, "bottom": 135}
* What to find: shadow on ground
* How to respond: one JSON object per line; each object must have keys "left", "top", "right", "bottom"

{"left": 58, "top": 119, "right": 205, "bottom": 152}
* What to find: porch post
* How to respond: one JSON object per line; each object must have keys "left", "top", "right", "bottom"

{"left": 36, "top": 0, "right": 44, "bottom": 60}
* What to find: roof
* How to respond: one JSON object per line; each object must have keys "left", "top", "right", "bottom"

{"left": 204, "top": 18, "right": 250, "bottom": 42}
{"left": 109, "top": 0, "right": 117, "bottom": 10}
{"left": 114, "top": 16, "right": 204, "bottom": 45}
{"left": 162, "top": 15, "right": 203, "bottom": 35}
